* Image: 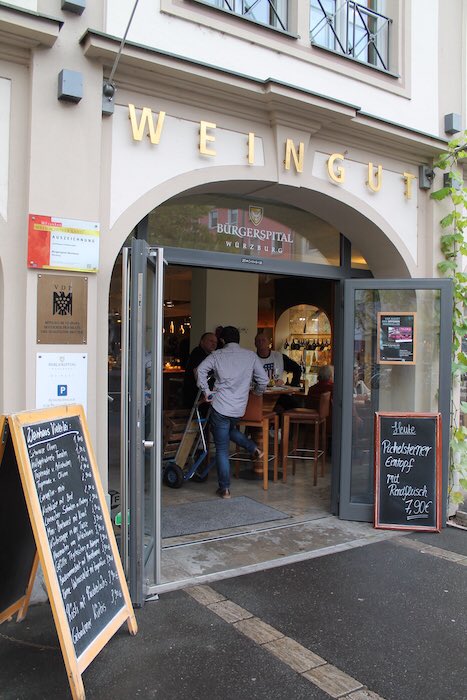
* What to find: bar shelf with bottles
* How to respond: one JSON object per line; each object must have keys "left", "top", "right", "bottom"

{"left": 283, "top": 334, "right": 332, "bottom": 383}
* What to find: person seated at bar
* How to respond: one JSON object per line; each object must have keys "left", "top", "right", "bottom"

{"left": 306, "top": 364, "right": 334, "bottom": 454}
{"left": 306, "top": 365, "right": 334, "bottom": 408}
{"left": 255, "top": 332, "right": 301, "bottom": 412}
{"left": 182, "top": 332, "right": 218, "bottom": 408}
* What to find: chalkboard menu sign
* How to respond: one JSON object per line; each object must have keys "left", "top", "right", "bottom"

{"left": 7, "top": 405, "right": 137, "bottom": 700}
{"left": 375, "top": 412, "right": 441, "bottom": 531}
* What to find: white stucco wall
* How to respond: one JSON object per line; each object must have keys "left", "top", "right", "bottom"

{"left": 105, "top": 0, "right": 445, "bottom": 137}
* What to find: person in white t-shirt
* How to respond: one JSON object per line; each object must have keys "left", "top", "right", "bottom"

{"left": 254, "top": 333, "right": 301, "bottom": 412}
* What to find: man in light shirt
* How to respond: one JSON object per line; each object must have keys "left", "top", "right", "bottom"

{"left": 197, "top": 326, "right": 268, "bottom": 499}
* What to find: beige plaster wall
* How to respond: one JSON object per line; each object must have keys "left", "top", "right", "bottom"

{"left": 0, "top": 61, "right": 29, "bottom": 414}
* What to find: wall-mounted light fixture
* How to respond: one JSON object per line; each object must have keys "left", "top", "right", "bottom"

{"left": 62, "top": 0, "right": 85, "bottom": 14}
{"left": 58, "top": 69, "right": 83, "bottom": 103}
{"left": 418, "top": 165, "right": 435, "bottom": 190}
{"left": 102, "top": 0, "right": 141, "bottom": 116}
{"left": 444, "top": 113, "right": 462, "bottom": 135}
{"left": 102, "top": 82, "right": 115, "bottom": 116}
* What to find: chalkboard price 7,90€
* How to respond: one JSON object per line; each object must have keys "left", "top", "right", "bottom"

{"left": 374, "top": 412, "right": 441, "bottom": 532}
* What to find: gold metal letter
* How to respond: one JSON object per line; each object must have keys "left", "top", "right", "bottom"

{"left": 248, "top": 132, "right": 255, "bottom": 165}
{"left": 199, "top": 121, "right": 217, "bottom": 156}
{"left": 128, "top": 104, "right": 165, "bottom": 144}
{"left": 284, "top": 139, "right": 304, "bottom": 173}
{"left": 367, "top": 163, "right": 383, "bottom": 192}
{"left": 327, "top": 153, "right": 345, "bottom": 183}
{"left": 403, "top": 172, "right": 416, "bottom": 199}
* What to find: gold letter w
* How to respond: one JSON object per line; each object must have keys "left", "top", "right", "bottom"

{"left": 128, "top": 104, "right": 166, "bottom": 144}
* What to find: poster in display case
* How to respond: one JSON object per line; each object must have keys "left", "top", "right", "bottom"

{"left": 377, "top": 312, "right": 416, "bottom": 365}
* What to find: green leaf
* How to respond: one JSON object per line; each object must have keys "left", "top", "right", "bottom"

{"left": 440, "top": 213, "right": 455, "bottom": 228}
{"left": 438, "top": 261, "right": 457, "bottom": 273}
{"left": 451, "top": 492, "right": 465, "bottom": 505}
{"left": 459, "top": 479, "right": 467, "bottom": 490}
{"left": 461, "top": 402, "right": 467, "bottom": 413}
{"left": 433, "top": 156, "right": 448, "bottom": 169}
{"left": 431, "top": 187, "right": 451, "bottom": 201}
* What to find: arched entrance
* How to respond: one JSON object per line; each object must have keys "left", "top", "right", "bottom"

{"left": 105, "top": 182, "right": 451, "bottom": 604}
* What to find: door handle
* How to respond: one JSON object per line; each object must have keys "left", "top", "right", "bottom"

{"left": 143, "top": 440, "right": 154, "bottom": 449}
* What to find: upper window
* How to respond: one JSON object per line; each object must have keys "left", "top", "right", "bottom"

{"left": 200, "top": 0, "right": 288, "bottom": 32}
{"left": 228, "top": 208, "right": 239, "bottom": 225}
{"left": 208, "top": 210, "right": 218, "bottom": 228}
{"left": 310, "top": 0, "right": 391, "bottom": 71}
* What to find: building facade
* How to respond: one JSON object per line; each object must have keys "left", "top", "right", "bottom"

{"left": 1, "top": 0, "right": 465, "bottom": 597}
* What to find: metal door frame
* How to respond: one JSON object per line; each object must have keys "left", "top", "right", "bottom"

{"left": 121, "top": 240, "right": 164, "bottom": 606}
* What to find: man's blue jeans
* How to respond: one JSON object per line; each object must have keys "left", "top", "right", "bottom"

{"left": 210, "top": 408, "right": 257, "bottom": 490}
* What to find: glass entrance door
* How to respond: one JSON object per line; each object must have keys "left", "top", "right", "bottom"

{"left": 339, "top": 279, "right": 453, "bottom": 522}
{"left": 121, "top": 240, "right": 164, "bottom": 606}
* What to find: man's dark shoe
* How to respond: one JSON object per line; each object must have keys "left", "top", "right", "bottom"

{"left": 216, "top": 488, "right": 231, "bottom": 499}
{"left": 251, "top": 448, "right": 264, "bottom": 461}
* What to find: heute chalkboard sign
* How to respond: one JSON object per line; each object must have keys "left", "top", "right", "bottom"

{"left": 374, "top": 412, "right": 441, "bottom": 531}
{"left": 6, "top": 405, "right": 137, "bottom": 700}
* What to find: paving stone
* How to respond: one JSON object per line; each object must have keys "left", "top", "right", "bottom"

{"left": 347, "top": 688, "right": 387, "bottom": 700}
{"left": 183, "top": 585, "right": 225, "bottom": 606}
{"left": 264, "top": 636, "right": 326, "bottom": 672}
{"left": 303, "top": 664, "right": 363, "bottom": 698}
{"left": 207, "top": 600, "right": 253, "bottom": 623}
{"left": 233, "top": 616, "right": 283, "bottom": 644}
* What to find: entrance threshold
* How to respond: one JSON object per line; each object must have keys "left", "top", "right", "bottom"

{"left": 146, "top": 515, "right": 400, "bottom": 597}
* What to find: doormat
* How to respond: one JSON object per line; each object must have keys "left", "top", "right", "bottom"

{"left": 162, "top": 496, "right": 289, "bottom": 538}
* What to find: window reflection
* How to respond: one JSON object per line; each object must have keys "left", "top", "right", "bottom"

{"left": 147, "top": 194, "right": 341, "bottom": 266}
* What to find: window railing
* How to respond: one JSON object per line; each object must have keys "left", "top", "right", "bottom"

{"left": 200, "top": 0, "right": 288, "bottom": 32}
{"left": 310, "top": 0, "right": 391, "bottom": 71}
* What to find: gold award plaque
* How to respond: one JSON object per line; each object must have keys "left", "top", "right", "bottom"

{"left": 37, "top": 274, "right": 87, "bottom": 344}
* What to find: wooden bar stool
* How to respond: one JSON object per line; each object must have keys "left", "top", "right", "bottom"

{"left": 281, "top": 391, "right": 331, "bottom": 485}
{"left": 231, "top": 393, "right": 279, "bottom": 490}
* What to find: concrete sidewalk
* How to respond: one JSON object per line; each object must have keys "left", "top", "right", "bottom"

{"left": 1, "top": 527, "right": 466, "bottom": 699}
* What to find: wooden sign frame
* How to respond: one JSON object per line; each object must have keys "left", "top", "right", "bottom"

{"left": 0, "top": 553, "right": 39, "bottom": 625}
{"left": 8, "top": 405, "right": 137, "bottom": 700}
{"left": 376, "top": 311, "right": 416, "bottom": 365}
{"left": 0, "top": 415, "right": 38, "bottom": 624}
{"left": 374, "top": 412, "right": 442, "bottom": 532}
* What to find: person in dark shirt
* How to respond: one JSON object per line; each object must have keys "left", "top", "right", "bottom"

{"left": 306, "top": 365, "right": 334, "bottom": 408}
{"left": 215, "top": 325, "right": 224, "bottom": 350}
{"left": 182, "top": 332, "right": 217, "bottom": 408}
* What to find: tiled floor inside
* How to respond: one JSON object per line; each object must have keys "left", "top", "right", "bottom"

{"left": 157, "top": 458, "right": 397, "bottom": 591}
